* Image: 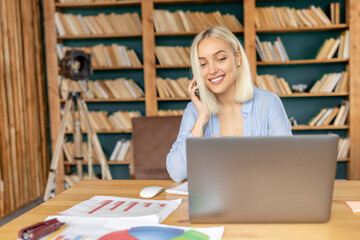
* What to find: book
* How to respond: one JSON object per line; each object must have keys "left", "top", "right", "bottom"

{"left": 109, "top": 140, "right": 122, "bottom": 161}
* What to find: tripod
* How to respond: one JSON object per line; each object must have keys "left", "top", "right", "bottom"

{"left": 44, "top": 91, "right": 112, "bottom": 201}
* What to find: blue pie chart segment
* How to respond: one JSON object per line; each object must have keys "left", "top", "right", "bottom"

{"left": 128, "top": 226, "right": 184, "bottom": 240}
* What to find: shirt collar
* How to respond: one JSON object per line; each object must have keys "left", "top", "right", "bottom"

{"left": 242, "top": 97, "right": 253, "bottom": 117}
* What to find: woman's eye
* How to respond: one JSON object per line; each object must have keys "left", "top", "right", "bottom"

{"left": 200, "top": 63, "right": 207, "bottom": 67}
{"left": 218, "top": 57, "right": 226, "bottom": 62}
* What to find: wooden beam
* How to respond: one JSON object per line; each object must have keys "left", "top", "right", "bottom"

{"left": 243, "top": 0, "right": 257, "bottom": 81}
{"left": 43, "top": 0, "right": 65, "bottom": 192}
{"left": 349, "top": 0, "right": 360, "bottom": 179}
{"left": 141, "top": 0, "right": 158, "bottom": 116}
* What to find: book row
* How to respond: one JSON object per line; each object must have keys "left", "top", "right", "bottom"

{"left": 255, "top": 74, "right": 292, "bottom": 95}
{"left": 59, "top": 78, "right": 144, "bottom": 100}
{"left": 315, "top": 30, "right": 350, "bottom": 60}
{"left": 155, "top": 46, "right": 191, "bottom": 66}
{"left": 57, "top": 44, "right": 142, "bottom": 68}
{"left": 256, "top": 71, "right": 348, "bottom": 95}
{"left": 55, "top": 12, "right": 142, "bottom": 36}
{"left": 156, "top": 77, "right": 191, "bottom": 98}
{"left": 309, "top": 71, "right": 348, "bottom": 93}
{"left": 158, "top": 109, "right": 184, "bottom": 116}
{"left": 255, "top": 4, "right": 339, "bottom": 29}
{"left": 308, "top": 101, "right": 349, "bottom": 127}
{"left": 61, "top": 110, "right": 142, "bottom": 131}
{"left": 153, "top": 10, "right": 243, "bottom": 33}
{"left": 109, "top": 139, "right": 132, "bottom": 162}
{"left": 57, "top": 0, "right": 122, "bottom": 3}
{"left": 63, "top": 139, "right": 131, "bottom": 163}
{"left": 256, "top": 31, "right": 349, "bottom": 62}
{"left": 256, "top": 36, "right": 289, "bottom": 62}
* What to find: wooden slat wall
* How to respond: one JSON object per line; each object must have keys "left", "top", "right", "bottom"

{"left": 0, "top": 0, "right": 49, "bottom": 217}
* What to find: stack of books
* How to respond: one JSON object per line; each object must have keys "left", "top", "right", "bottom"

{"left": 63, "top": 142, "right": 102, "bottom": 163}
{"left": 57, "top": 43, "right": 142, "bottom": 68}
{"left": 153, "top": 10, "right": 243, "bottom": 33}
{"left": 57, "top": 0, "right": 127, "bottom": 2}
{"left": 255, "top": 74, "right": 292, "bottom": 95}
{"left": 59, "top": 78, "right": 144, "bottom": 100}
{"left": 156, "top": 77, "right": 191, "bottom": 98}
{"left": 256, "top": 36, "right": 289, "bottom": 62}
{"left": 109, "top": 139, "right": 131, "bottom": 162}
{"left": 155, "top": 46, "right": 191, "bottom": 66}
{"left": 255, "top": 5, "right": 335, "bottom": 29}
{"left": 309, "top": 71, "right": 348, "bottom": 93}
{"left": 158, "top": 109, "right": 184, "bottom": 116}
{"left": 308, "top": 101, "right": 349, "bottom": 126}
{"left": 315, "top": 30, "right": 350, "bottom": 60}
{"left": 338, "top": 137, "right": 350, "bottom": 159}
{"left": 61, "top": 110, "right": 142, "bottom": 131}
{"left": 55, "top": 12, "right": 142, "bottom": 36}
{"left": 107, "top": 111, "right": 142, "bottom": 131}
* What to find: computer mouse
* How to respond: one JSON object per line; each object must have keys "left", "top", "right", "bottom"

{"left": 139, "top": 186, "right": 165, "bottom": 198}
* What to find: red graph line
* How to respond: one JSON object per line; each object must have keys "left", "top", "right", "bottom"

{"left": 110, "top": 201, "right": 125, "bottom": 210}
{"left": 88, "top": 200, "right": 113, "bottom": 214}
{"left": 123, "top": 202, "right": 138, "bottom": 212}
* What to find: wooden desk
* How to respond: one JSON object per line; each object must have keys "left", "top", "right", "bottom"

{"left": 1, "top": 180, "right": 360, "bottom": 239}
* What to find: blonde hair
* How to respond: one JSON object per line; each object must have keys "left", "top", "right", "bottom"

{"left": 190, "top": 26, "right": 254, "bottom": 114}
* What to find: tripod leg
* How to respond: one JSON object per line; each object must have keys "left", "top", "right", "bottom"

{"left": 72, "top": 105, "right": 83, "bottom": 180}
{"left": 44, "top": 100, "right": 73, "bottom": 201}
{"left": 77, "top": 99, "right": 112, "bottom": 180}
{"left": 88, "top": 130, "right": 94, "bottom": 179}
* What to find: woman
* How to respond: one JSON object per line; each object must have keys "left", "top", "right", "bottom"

{"left": 166, "top": 26, "right": 292, "bottom": 183}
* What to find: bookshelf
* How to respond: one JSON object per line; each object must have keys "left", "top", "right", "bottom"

{"left": 44, "top": 0, "right": 360, "bottom": 194}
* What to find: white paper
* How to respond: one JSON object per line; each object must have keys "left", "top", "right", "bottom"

{"left": 166, "top": 182, "right": 188, "bottom": 195}
{"left": 59, "top": 196, "right": 181, "bottom": 223}
{"left": 43, "top": 216, "right": 224, "bottom": 240}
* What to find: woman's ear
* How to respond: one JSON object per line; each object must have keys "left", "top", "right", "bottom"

{"left": 235, "top": 51, "right": 241, "bottom": 67}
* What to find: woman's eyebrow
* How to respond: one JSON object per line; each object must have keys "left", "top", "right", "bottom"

{"left": 198, "top": 50, "right": 227, "bottom": 59}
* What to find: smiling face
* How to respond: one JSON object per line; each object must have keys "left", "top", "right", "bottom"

{"left": 197, "top": 37, "right": 240, "bottom": 98}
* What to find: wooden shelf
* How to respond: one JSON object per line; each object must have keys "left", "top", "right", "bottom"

{"left": 279, "top": 92, "right": 349, "bottom": 98}
{"left": 256, "top": 24, "right": 348, "bottom": 33}
{"left": 55, "top": 1, "right": 141, "bottom": 8}
{"left": 65, "top": 130, "right": 132, "bottom": 134}
{"left": 93, "top": 66, "right": 143, "bottom": 70}
{"left": 58, "top": 33, "right": 142, "bottom": 39}
{"left": 158, "top": 97, "right": 190, "bottom": 101}
{"left": 157, "top": 93, "right": 349, "bottom": 100}
{"left": 257, "top": 59, "right": 348, "bottom": 65}
{"left": 60, "top": 98, "right": 145, "bottom": 103}
{"left": 337, "top": 158, "right": 350, "bottom": 162}
{"left": 156, "top": 64, "right": 190, "bottom": 68}
{"left": 64, "top": 160, "right": 130, "bottom": 165}
{"left": 155, "top": 29, "right": 243, "bottom": 36}
{"left": 292, "top": 125, "right": 349, "bottom": 131}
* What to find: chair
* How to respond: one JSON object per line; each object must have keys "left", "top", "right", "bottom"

{"left": 131, "top": 116, "right": 182, "bottom": 179}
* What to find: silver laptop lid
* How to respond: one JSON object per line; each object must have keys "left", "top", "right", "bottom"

{"left": 186, "top": 135, "right": 338, "bottom": 223}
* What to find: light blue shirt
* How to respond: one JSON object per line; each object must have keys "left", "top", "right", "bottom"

{"left": 166, "top": 88, "right": 292, "bottom": 182}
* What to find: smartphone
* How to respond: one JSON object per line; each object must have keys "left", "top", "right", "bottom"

{"left": 194, "top": 82, "right": 200, "bottom": 99}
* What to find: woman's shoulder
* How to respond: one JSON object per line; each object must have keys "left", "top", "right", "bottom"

{"left": 253, "top": 87, "right": 279, "bottom": 102}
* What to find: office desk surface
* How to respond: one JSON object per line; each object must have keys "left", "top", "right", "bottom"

{"left": 1, "top": 180, "right": 360, "bottom": 239}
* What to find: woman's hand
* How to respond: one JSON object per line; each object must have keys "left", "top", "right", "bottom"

{"left": 189, "top": 78, "right": 210, "bottom": 137}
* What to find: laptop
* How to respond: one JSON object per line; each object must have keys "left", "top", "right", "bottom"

{"left": 186, "top": 135, "right": 338, "bottom": 223}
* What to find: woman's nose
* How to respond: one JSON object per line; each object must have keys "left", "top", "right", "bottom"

{"left": 209, "top": 62, "right": 218, "bottom": 75}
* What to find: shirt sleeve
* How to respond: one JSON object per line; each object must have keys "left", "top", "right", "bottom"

{"left": 166, "top": 103, "right": 198, "bottom": 182}
{"left": 267, "top": 95, "right": 293, "bottom": 136}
